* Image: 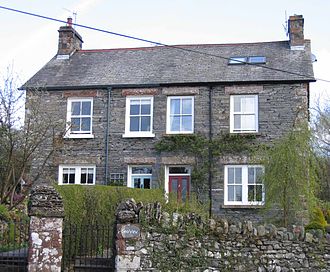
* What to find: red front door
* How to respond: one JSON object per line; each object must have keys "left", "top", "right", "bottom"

{"left": 169, "top": 176, "right": 190, "bottom": 201}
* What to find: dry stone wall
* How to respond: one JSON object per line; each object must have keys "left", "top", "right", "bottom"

{"left": 115, "top": 200, "right": 330, "bottom": 272}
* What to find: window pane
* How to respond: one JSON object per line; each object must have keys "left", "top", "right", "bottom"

{"left": 141, "top": 116, "right": 150, "bottom": 131}
{"left": 228, "top": 168, "right": 234, "bottom": 184}
{"left": 144, "top": 178, "right": 151, "bottom": 189}
{"left": 234, "top": 115, "right": 241, "bottom": 130}
{"left": 87, "top": 173, "right": 93, "bottom": 184}
{"left": 130, "top": 116, "right": 139, "bottom": 131}
{"left": 63, "top": 173, "right": 68, "bottom": 184}
{"left": 141, "top": 101, "right": 151, "bottom": 114}
{"left": 82, "top": 101, "right": 91, "bottom": 115}
{"left": 241, "top": 115, "right": 255, "bottom": 131}
{"left": 133, "top": 178, "right": 141, "bottom": 188}
{"left": 71, "top": 102, "right": 81, "bottom": 115}
{"left": 81, "top": 173, "right": 87, "bottom": 184}
{"left": 81, "top": 117, "right": 91, "bottom": 131}
{"left": 171, "top": 178, "right": 178, "bottom": 192}
{"left": 234, "top": 97, "right": 241, "bottom": 112}
{"left": 71, "top": 118, "right": 80, "bottom": 131}
{"left": 69, "top": 173, "right": 75, "bottom": 184}
{"left": 130, "top": 103, "right": 140, "bottom": 115}
{"left": 170, "top": 116, "right": 180, "bottom": 131}
{"left": 242, "top": 97, "right": 255, "bottom": 113}
{"left": 256, "top": 167, "right": 263, "bottom": 184}
{"left": 248, "top": 167, "right": 255, "bottom": 184}
{"left": 235, "top": 185, "right": 242, "bottom": 201}
{"left": 228, "top": 185, "right": 234, "bottom": 201}
{"left": 170, "top": 99, "right": 180, "bottom": 114}
{"left": 182, "top": 98, "right": 192, "bottom": 114}
{"left": 169, "top": 167, "right": 189, "bottom": 174}
{"left": 182, "top": 178, "right": 188, "bottom": 201}
{"left": 248, "top": 185, "right": 255, "bottom": 201}
{"left": 235, "top": 168, "right": 242, "bottom": 184}
{"left": 132, "top": 167, "right": 152, "bottom": 174}
{"left": 182, "top": 116, "right": 192, "bottom": 131}
{"left": 256, "top": 185, "right": 263, "bottom": 201}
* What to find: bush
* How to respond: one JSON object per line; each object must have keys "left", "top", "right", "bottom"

{"left": 0, "top": 204, "right": 10, "bottom": 221}
{"left": 305, "top": 221, "right": 325, "bottom": 232}
{"left": 310, "top": 206, "right": 327, "bottom": 227}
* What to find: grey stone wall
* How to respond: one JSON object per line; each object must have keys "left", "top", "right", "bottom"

{"left": 27, "top": 82, "right": 309, "bottom": 220}
{"left": 115, "top": 201, "right": 330, "bottom": 272}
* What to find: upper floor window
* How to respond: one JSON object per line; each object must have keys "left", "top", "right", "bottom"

{"left": 224, "top": 165, "right": 264, "bottom": 206}
{"left": 230, "top": 95, "right": 258, "bottom": 133}
{"left": 58, "top": 165, "right": 96, "bottom": 185}
{"left": 167, "top": 96, "right": 194, "bottom": 134}
{"left": 127, "top": 166, "right": 152, "bottom": 189}
{"left": 124, "top": 96, "right": 154, "bottom": 137}
{"left": 66, "top": 98, "right": 93, "bottom": 138}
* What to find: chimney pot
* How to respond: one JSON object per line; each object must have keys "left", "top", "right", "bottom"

{"left": 67, "top": 17, "right": 73, "bottom": 27}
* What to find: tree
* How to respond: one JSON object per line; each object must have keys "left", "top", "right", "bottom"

{"left": 0, "top": 68, "right": 64, "bottom": 209}
{"left": 260, "top": 122, "right": 319, "bottom": 227}
{"left": 311, "top": 102, "right": 330, "bottom": 201}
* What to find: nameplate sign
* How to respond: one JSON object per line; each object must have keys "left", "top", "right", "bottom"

{"left": 120, "top": 224, "right": 140, "bottom": 239}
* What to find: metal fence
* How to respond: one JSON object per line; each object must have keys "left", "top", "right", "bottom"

{"left": 62, "top": 222, "right": 115, "bottom": 271}
{"left": 0, "top": 220, "right": 29, "bottom": 272}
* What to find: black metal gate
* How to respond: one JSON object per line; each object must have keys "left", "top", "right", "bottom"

{"left": 62, "top": 222, "right": 115, "bottom": 271}
{"left": 0, "top": 220, "right": 29, "bottom": 272}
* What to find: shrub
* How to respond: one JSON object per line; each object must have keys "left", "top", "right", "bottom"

{"left": 305, "top": 221, "right": 325, "bottom": 232}
{"left": 310, "top": 206, "right": 327, "bottom": 227}
{"left": 0, "top": 204, "right": 10, "bottom": 221}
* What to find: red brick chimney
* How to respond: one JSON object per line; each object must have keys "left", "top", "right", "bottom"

{"left": 288, "top": 15, "right": 305, "bottom": 50}
{"left": 57, "top": 18, "right": 83, "bottom": 58}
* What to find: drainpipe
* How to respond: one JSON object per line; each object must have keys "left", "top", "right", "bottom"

{"left": 104, "top": 87, "right": 112, "bottom": 185}
{"left": 208, "top": 86, "right": 213, "bottom": 218}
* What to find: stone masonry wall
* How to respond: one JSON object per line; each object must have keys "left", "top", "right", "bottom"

{"left": 115, "top": 201, "right": 330, "bottom": 272}
{"left": 28, "top": 83, "right": 308, "bottom": 221}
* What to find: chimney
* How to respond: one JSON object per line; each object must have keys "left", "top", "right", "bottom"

{"left": 288, "top": 15, "right": 305, "bottom": 50}
{"left": 57, "top": 18, "right": 83, "bottom": 59}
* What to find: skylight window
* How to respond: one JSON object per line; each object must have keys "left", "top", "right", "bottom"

{"left": 248, "top": 56, "right": 266, "bottom": 64}
{"left": 228, "top": 57, "right": 247, "bottom": 65}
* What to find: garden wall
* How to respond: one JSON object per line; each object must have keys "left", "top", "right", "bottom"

{"left": 116, "top": 200, "right": 330, "bottom": 271}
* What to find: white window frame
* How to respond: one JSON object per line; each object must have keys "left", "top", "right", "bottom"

{"left": 127, "top": 165, "right": 152, "bottom": 189}
{"left": 65, "top": 97, "right": 94, "bottom": 138}
{"left": 58, "top": 165, "right": 96, "bottom": 185}
{"left": 166, "top": 96, "right": 194, "bottom": 134}
{"left": 230, "top": 95, "right": 258, "bottom": 133}
{"left": 123, "top": 96, "right": 155, "bottom": 138}
{"left": 224, "top": 165, "right": 264, "bottom": 206}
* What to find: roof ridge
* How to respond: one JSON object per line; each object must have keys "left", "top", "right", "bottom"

{"left": 78, "top": 40, "right": 289, "bottom": 53}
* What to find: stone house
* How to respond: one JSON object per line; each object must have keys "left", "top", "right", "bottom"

{"left": 24, "top": 15, "right": 315, "bottom": 220}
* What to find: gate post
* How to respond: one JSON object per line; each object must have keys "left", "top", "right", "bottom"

{"left": 27, "top": 185, "right": 64, "bottom": 272}
{"left": 115, "top": 199, "right": 143, "bottom": 271}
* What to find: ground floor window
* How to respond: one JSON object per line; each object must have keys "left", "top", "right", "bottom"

{"left": 166, "top": 166, "right": 191, "bottom": 201}
{"left": 224, "top": 165, "right": 264, "bottom": 205}
{"left": 58, "top": 165, "right": 96, "bottom": 185}
{"left": 127, "top": 166, "right": 152, "bottom": 189}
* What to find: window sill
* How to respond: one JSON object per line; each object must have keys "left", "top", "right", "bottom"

{"left": 221, "top": 204, "right": 264, "bottom": 209}
{"left": 122, "top": 133, "right": 155, "bottom": 138}
{"left": 165, "top": 131, "right": 194, "bottom": 135}
{"left": 64, "top": 134, "right": 94, "bottom": 139}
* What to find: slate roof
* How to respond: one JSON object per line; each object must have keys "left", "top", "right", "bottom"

{"left": 24, "top": 40, "right": 315, "bottom": 89}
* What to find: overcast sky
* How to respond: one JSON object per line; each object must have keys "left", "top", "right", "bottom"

{"left": 0, "top": 0, "right": 329, "bottom": 106}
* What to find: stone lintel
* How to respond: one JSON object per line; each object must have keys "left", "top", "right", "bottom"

{"left": 224, "top": 85, "right": 263, "bottom": 95}
{"left": 63, "top": 90, "right": 98, "bottom": 98}
{"left": 162, "top": 87, "right": 199, "bottom": 96}
{"left": 161, "top": 156, "right": 195, "bottom": 165}
{"left": 124, "top": 157, "right": 156, "bottom": 164}
{"left": 122, "top": 88, "right": 159, "bottom": 96}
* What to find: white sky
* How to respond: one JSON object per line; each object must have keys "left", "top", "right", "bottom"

{"left": 0, "top": 0, "right": 329, "bottom": 106}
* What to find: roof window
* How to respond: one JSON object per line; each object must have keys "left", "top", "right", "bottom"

{"left": 228, "top": 57, "right": 247, "bottom": 65}
{"left": 248, "top": 56, "right": 266, "bottom": 64}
